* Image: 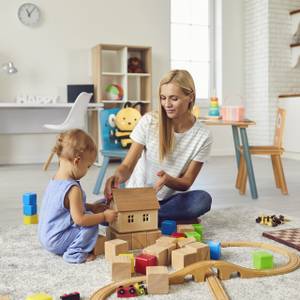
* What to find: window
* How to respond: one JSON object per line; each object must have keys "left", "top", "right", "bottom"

{"left": 128, "top": 214, "right": 134, "bottom": 223}
{"left": 143, "top": 213, "right": 150, "bottom": 222}
{"left": 171, "top": 0, "right": 214, "bottom": 101}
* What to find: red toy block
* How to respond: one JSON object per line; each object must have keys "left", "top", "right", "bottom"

{"left": 171, "top": 232, "right": 186, "bottom": 238}
{"left": 135, "top": 253, "right": 157, "bottom": 274}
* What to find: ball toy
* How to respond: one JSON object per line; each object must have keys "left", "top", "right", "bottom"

{"left": 105, "top": 84, "right": 124, "bottom": 100}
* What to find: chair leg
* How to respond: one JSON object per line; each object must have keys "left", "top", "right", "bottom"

{"left": 276, "top": 155, "right": 288, "bottom": 195}
{"left": 239, "top": 155, "right": 247, "bottom": 195}
{"left": 93, "top": 156, "right": 110, "bottom": 195}
{"left": 271, "top": 155, "right": 280, "bottom": 188}
{"left": 236, "top": 155, "right": 244, "bottom": 189}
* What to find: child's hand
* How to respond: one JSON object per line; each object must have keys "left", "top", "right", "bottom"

{"left": 154, "top": 170, "right": 171, "bottom": 192}
{"left": 104, "top": 209, "right": 118, "bottom": 223}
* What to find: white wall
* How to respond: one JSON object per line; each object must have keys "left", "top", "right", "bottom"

{"left": 0, "top": 0, "right": 170, "bottom": 164}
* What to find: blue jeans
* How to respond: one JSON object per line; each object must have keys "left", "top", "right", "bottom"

{"left": 158, "top": 190, "right": 212, "bottom": 224}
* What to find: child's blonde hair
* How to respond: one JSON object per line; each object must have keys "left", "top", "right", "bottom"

{"left": 43, "top": 129, "right": 97, "bottom": 171}
{"left": 158, "top": 69, "right": 196, "bottom": 161}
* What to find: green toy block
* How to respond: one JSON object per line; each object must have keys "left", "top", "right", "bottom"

{"left": 192, "top": 224, "right": 204, "bottom": 235}
{"left": 252, "top": 251, "right": 273, "bottom": 269}
{"left": 185, "top": 231, "right": 202, "bottom": 242}
{"left": 26, "top": 293, "right": 52, "bottom": 300}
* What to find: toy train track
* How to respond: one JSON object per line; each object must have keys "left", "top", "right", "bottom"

{"left": 90, "top": 241, "right": 300, "bottom": 300}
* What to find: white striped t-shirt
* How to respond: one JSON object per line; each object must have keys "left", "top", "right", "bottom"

{"left": 126, "top": 112, "right": 213, "bottom": 200}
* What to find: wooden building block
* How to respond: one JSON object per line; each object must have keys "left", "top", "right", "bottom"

{"left": 23, "top": 214, "right": 38, "bottom": 224}
{"left": 185, "top": 231, "right": 202, "bottom": 242}
{"left": 161, "top": 220, "right": 177, "bottom": 235}
{"left": 186, "top": 242, "right": 210, "bottom": 261}
{"left": 192, "top": 224, "right": 204, "bottom": 235}
{"left": 93, "top": 235, "right": 106, "bottom": 256}
{"left": 171, "top": 247, "right": 197, "bottom": 270}
{"left": 146, "top": 229, "right": 162, "bottom": 246}
{"left": 132, "top": 231, "right": 147, "bottom": 249}
{"left": 155, "top": 236, "right": 177, "bottom": 247}
{"left": 119, "top": 253, "right": 135, "bottom": 273}
{"left": 109, "top": 228, "right": 132, "bottom": 250}
{"left": 146, "top": 266, "right": 169, "bottom": 294}
{"left": 111, "top": 255, "right": 131, "bottom": 281}
{"left": 143, "top": 244, "right": 168, "bottom": 266}
{"left": 177, "top": 224, "right": 194, "bottom": 233}
{"left": 177, "top": 237, "right": 196, "bottom": 248}
{"left": 171, "top": 232, "right": 186, "bottom": 238}
{"left": 105, "top": 239, "right": 128, "bottom": 262}
{"left": 135, "top": 253, "right": 157, "bottom": 274}
{"left": 161, "top": 243, "right": 176, "bottom": 266}
{"left": 26, "top": 293, "right": 52, "bottom": 300}
{"left": 252, "top": 251, "right": 273, "bottom": 269}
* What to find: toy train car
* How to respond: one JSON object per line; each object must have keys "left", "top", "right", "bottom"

{"left": 117, "top": 281, "right": 147, "bottom": 298}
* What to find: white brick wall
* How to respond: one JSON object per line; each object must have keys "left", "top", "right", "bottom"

{"left": 245, "top": 0, "right": 300, "bottom": 145}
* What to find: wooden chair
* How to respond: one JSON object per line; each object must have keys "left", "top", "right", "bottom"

{"left": 236, "top": 108, "right": 288, "bottom": 195}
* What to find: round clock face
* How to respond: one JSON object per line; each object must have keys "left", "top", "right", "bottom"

{"left": 18, "top": 3, "right": 41, "bottom": 26}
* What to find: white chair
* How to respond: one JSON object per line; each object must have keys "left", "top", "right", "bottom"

{"left": 44, "top": 92, "right": 93, "bottom": 131}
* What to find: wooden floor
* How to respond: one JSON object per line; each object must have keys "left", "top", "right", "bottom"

{"left": 1, "top": 156, "right": 299, "bottom": 226}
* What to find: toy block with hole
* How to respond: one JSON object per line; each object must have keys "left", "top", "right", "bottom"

{"left": 146, "top": 229, "right": 161, "bottom": 246}
{"left": 23, "top": 204, "right": 37, "bottom": 216}
{"left": 176, "top": 224, "right": 195, "bottom": 233}
{"left": 132, "top": 231, "right": 147, "bottom": 249}
{"left": 252, "top": 251, "right": 274, "bottom": 269}
{"left": 93, "top": 235, "right": 106, "bottom": 256}
{"left": 109, "top": 227, "right": 132, "bottom": 249}
{"left": 192, "top": 224, "right": 204, "bottom": 235}
{"left": 143, "top": 244, "right": 168, "bottom": 266}
{"left": 171, "top": 247, "right": 198, "bottom": 270}
{"left": 161, "top": 220, "right": 177, "bottom": 235}
{"left": 171, "top": 232, "right": 186, "bottom": 238}
{"left": 146, "top": 266, "right": 169, "bottom": 294}
{"left": 177, "top": 237, "right": 196, "bottom": 248}
{"left": 105, "top": 239, "right": 128, "bottom": 262}
{"left": 135, "top": 253, "right": 157, "bottom": 274}
{"left": 22, "top": 192, "right": 37, "bottom": 206}
{"left": 155, "top": 236, "right": 177, "bottom": 247}
{"left": 119, "top": 253, "right": 135, "bottom": 273}
{"left": 60, "top": 292, "right": 80, "bottom": 300}
{"left": 186, "top": 242, "right": 210, "bottom": 261}
{"left": 208, "top": 241, "right": 221, "bottom": 260}
{"left": 185, "top": 231, "right": 202, "bottom": 242}
{"left": 26, "top": 293, "right": 52, "bottom": 300}
{"left": 112, "top": 255, "right": 132, "bottom": 281}
{"left": 23, "top": 214, "right": 38, "bottom": 224}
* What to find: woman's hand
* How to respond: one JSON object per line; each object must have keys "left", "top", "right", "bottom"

{"left": 103, "top": 209, "right": 118, "bottom": 223}
{"left": 154, "top": 170, "right": 171, "bottom": 192}
{"left": 89, "top": 202, "right": 109, "bottom": 214}
{"left": 104, "top": 171, "right": 126, "bottom": 200}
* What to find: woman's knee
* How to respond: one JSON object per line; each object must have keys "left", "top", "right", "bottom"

{"left": 189, "top": 190, "right": 212, "bottom": 216}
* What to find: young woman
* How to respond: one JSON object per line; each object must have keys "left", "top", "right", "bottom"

{"left": 104, "top": 69, "right": 212, "bottom": 224}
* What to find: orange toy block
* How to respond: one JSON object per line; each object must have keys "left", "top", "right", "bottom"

{"left": 171, "top": 247, "right": 198, "bottom": 270}
{"left": 177, "top": 237, "right": 196, "bottom": 248}
{"left": 143, "top": 244, "right": 168, "bottom": 266}
{"left": 105, "top": 239, "right": 128, "bottom": 262}
{"left": 186, "top": 242, "right": 210, "bottom": 261}
{"left": 111, "top": 255, "right": 132, "bottom": 281}
{"left": 132, "top": 231, "right": 147, "bottom": 249}
{"left": 146, "top": 266, "right": 169, "bottom": 294}
{"left": 93, "top": 235, "right": 106, "bottom": 256}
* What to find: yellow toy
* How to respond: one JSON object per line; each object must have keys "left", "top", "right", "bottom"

{"left": 109, "top": 102, "right": 142, "bottom": 148}
{"left": 26, "top": 293, "right": 52, "bottom": 300}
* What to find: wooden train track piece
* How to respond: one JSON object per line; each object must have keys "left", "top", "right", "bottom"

{"left": 207, "top": 274, "right": 230, "bottom": 300}
{"left": 90, "top": 241, "right": 300, "bottom": 300}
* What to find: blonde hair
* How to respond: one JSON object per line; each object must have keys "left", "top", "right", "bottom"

{"left": 158, "top": 69, "right": 196, "bottom": 161}
{"left": 43, "top": 129, "right": 97, "bottom": 171}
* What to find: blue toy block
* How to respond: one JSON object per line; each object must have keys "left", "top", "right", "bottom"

{"left": 161, "top": 220, "right": 177, "bottom": 235}
{"left": 208, "top": 241, "right": 221, "bottom": 260}
{"left": 22, "top": 192, "right": 37, "bottom": 206}
{"left": 23, "top": 204, "right": 37, "bottom": 216}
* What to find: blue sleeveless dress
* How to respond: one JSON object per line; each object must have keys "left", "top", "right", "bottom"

{"left": 38, "top": 179, "right": 98, "bottom": 263}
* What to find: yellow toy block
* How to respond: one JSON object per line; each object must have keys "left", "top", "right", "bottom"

{"left": 26, "top": 293, "right": 52, "bottom": 300}
{"left": 119, "top": 253, "right": 135, "bottom": 273}
{"left": 23, "top": 214, "right": 38, "bottom": 224}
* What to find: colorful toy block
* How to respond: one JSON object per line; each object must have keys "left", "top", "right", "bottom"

{"left": 135, "top": 253, "right": 157, "bottom": 274}
{"left": 208, "top": 241, "right": 221, "bottom": 260}
{"left": 171, "top": 232, "right": 185, "bottom": 238}
{"left": 105, "top": 239, "right": 128, "bottom": 262}
{"left": 185, "top": 231, "right": 202, "bottom": 242}
{"left": 171, "top": 247, "right": 197, "bottom": 270}
{"left": 146, "top": 266, "right": 169, "bottom": 294}
{"left": 112, "top": 256, "right": 132, "bottom": 281}
{"left": 143, "top": 244, "right": 168, "bottom": 266}
{"left": 23, "top": 215, "right": 38, "bottom": 224}
{"left": 60, "top": 292, "right": 80, "bottom": 300}
{"left": 22, "top": 192, "right": 37, "bottom": 206}
{"left": 192, "top": 224, "right": 204, "bottom": 235}
{"left": 161, "top": 220, "right": 176, "bottom": 235}
{"left": 23, "top": 204, "right": 37, "bottom": 216}
{"left": 119, "top": 253, "right": 135, "bottom": 273}
{"left": 252, "top": 251, "right": 274, "bottom": 269}
{"left": 26, "top": 293, "right": 52, "bottom": 300}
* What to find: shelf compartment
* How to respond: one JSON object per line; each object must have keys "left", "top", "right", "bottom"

{"left": 128, "top": 47, "right": 152, "bottom": 74}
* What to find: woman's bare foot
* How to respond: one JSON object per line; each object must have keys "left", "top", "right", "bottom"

{"left": 86, "top": 253, "right": 96, "bottom": 262}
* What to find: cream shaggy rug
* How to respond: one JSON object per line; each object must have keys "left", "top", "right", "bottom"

{"left": 1, "top": 206, "right": 300, "bottom": 300}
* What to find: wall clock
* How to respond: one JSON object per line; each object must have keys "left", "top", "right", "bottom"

{"left": 18, "top": 3, "right": 41, "bottom": 26}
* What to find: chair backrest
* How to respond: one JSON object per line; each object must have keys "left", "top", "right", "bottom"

{"left": 62, "top": 92, "right": 92, "bottom": 129}
{"left": 100, "top": 108, "right": 125, "bottom": 151}
{"left": 273, "top": 107, "right": 286, "bottom": 147}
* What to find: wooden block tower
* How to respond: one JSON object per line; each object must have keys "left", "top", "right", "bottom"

{"left": 23, "top": 192, "right": 38, "bottom": 224}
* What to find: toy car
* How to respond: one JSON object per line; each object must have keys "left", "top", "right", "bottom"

{"left": 117, "top": 285, "right": 137, "bottom": 298}
{"left": 134, "top": 281, "right": 148, "bottom": 295}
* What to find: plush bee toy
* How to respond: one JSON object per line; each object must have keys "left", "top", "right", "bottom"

{"left": 109, "top": 102, "right": 142, "bottom": 148}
